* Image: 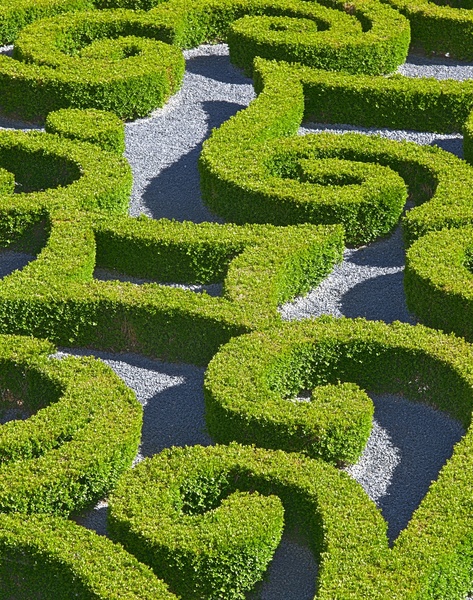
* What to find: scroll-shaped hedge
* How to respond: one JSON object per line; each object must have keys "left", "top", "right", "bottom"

{"left": 45, "top": 108, "right": 126, "bottom": 155}
{"left": 0, "top": 334, "right": 141, "bottom": 515}
{"left": 405, "top": 226, "right": 473, "bottom": 341}
{"left": 0, "top": 9, "right": 185, "bottom": 120}
{"left": 200, "top": 58, "right": 473, "bottom": 246}
{"left": 0, "top": 0, "right": 410, "bottom": 119}
{"left": 0, "top": 127, "right": 131, "bottom": 249}
{"left": 201, "top": 318, "right": 473, "bottom": 598}
{"left": 108, "top": 443, "right": 386, "bottom": 600}
{"left": 0, "top": 513, "right": 176, "bottom": 599}
{"left": 0, "top": 211, "right": 342, "bottom": 364}
{"left": 0, "top": 0, "right": 93, "bottom": 44}
{"left": 381, "top": 0, "right": 473, "bottom": 61}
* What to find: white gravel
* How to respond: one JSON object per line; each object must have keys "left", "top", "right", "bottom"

{"left": 0, "top": 43, "right": 472, "bottom": 597}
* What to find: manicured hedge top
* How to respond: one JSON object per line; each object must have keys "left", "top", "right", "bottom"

{"left": 0, "top": 513, "right": 176, "bottom": 599}
{"left": 0, "top": 210, "right": 343, "bottom": 364}
{"left": 200, "top": 57, "right": 473, "bottom": 246}
{"left": 202, "top": 318, "right": 473, "bottom": 598}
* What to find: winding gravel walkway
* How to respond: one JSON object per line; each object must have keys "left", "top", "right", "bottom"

{"left": 0, "top": 44, "right": 472, "bottom": 598}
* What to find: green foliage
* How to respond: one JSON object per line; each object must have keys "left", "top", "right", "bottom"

{"left": 108, "top": 443, "right": 385, "bottom": 599}
{"left": 202, "top": 319, "right": 473, "bottom": 597}
{"left": 381, "top": 0, "right": 473, "bottom": 60}
{"left": 0, "top": 334, "right": 142, "bottom": 515}
{"left": 0, "top": 211, "right": 343, "bottom": 364}
{"left": 0, "top": 513, "right": 175, "bottom": 598}
{"left": 201, "top": 58, "right": 473, "bottom": 246}
{"left": 45, "top": 108, "right": 125, "bottom": 154}
{"left": 405, "top": 226, "right": 473, "bottom": 342}
{"left": 0, "top": 9, "right": 185, "bottom": 120}
{"left": 0, "top": 0, "right": 93, "bottom": 44}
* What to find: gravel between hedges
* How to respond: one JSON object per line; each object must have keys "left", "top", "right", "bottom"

{"left": 1, "top": 44, "right": 472, "bottom": 597}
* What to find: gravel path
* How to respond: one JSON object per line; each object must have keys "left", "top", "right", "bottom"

{"left": 0, "top": 43, "right": 472, "bottom": 597}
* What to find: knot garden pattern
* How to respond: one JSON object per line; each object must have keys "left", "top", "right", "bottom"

{"left": 0, "top": 0, "right": 472, "bottom": 598}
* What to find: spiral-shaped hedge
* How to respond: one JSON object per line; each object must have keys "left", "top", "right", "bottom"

{"left": 0, "top": 0, "right": 473, "bottom": 597}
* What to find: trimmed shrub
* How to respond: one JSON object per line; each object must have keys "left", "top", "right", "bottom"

{"left": 0, "top": 513, "right": 176, "bottom": 599}
{"left": 0, "top": 334, "right": 141, "bottom": 515}
{"left": 0, "top": 9, "right": 185, "bottom": 120}
{"left": 0, "top": 128, "right": 131, "bottom": 242}
{"left": 45, "top": 108, "right": 125, "bottom": 155}
{"left": 0, "top": 0, "right": 93, "bottom": 44}
{"left": 200, "top": 318, "right": 473, "bottom": 597}
{"left": 464, "top": 109, "right": 473, "bottom": 164}
{"left": 381, "top": 0, "right": 473, "bottom": 61}
{"left": 0, "top": 211, "right": 343, "bottom": 364}
{"left": 200, "top": 58, "right": 473, "bottom": 246}
{"left": 108, "top": 443, "right": 386, "bottom": 599}
{"left": 405, "top": 226, "right": 473, "bottom": 341}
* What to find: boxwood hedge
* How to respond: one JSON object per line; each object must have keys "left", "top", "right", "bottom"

{"left": 0, "top": 0, "right": 93, "bottom": 44}
{"left": 108, "top": 442, "right": 386, "bottom": 600}
{"left": 0, "top": 513, "right": 175, "bottom": 599}
{"left": 0, "top": 334, "right": 141, "bottom": 515}
{"left": 200, "top": 58, "right": 473, "bottom": 246}
{"left": 0, "top": 210, "right": 342, "bottom": 364}
{"left": 200, "top": 318, "right": 473, "bottom": 598}
{"left": 405, "top": 226, "right": 473, "bottom": 341}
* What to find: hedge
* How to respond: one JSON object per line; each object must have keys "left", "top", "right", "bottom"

{"left": 405, "top": 226, "right": 473, "bottom": 342}
{"left": 381, "top": 0, "right": 473, "bottom": 61}
{"left": 108, "top": 443, "right": 386, "bottom": 600}
{"left": 0, "top": 128, "right": 131, "bottom": 246}
{"left": 45, "top": 108, "right": 126, "bottom": 155}
{"left": 0, "top": 334, "right": 141, "bottom": 515}
{"left": 0, "top": 0, "right": 93, "bottom": 45}
{"left": 0, "top": 513, "right": 175, "bottom": 599}
{"left": 202, "top": 318, "right": 473, "bottom": 598}
{"left": 0, "top": 0, "right": 410, "bottom": 119}
{"left": 0, "top": 211, "right": 342, "bottom": 365}
{"left": 0, "top": 9, "right": 185, "bottom": 120}
{"left": 200, "top": 58, "right": 473, "bottom": 246}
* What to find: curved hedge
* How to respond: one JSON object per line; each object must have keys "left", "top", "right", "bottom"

{"left": 381, "top": 0, "right": 473, "bottom": 61}
{"left": 0, "top": 127, "right": 131, "bottom": 241}
{"left": 45, "top": 108, "right": 126, "bottom": 155}
{"left": 0, "top": 513, "right": 176, "bottom": 599}
{"left": 0, "top": 334, "right": 141, "bottom": 515}
{"left": 108, "top": 443, "right": 386, "bottom": 600}
{"left": 0, "top": 0, "right": 410, "bottom": 119}
{"left": 0, "top": 211, "right": 343, "bottom": 364}
{"left": 0, "top": 0, "right": 93, "bottom": 44}
{"left": 200, "top": 58, "right": 473, "bottom": 246}
{"left": 405, "top": 226, "right": 473, "bottom": 341}
{"left": 202, "top": 318, "right": 473, "bottom": 597}
{"left": 204, "top": 316, "right": 473, "bottom": 459}
{"left": 0, "top": 9, "right": 185, "bottom": 120}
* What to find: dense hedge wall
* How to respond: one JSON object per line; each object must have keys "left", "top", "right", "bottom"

{"left": 0, "top": 334, "right": 142, "bottom": 515}
{"left": 0, "top": 513, "right": 175, "bottom": 599}
{"left": 0, "top": 210, "right": 342, "bottom": 364}
{"left": 200, "top": 58, "right": 473, "bottom": 246}
{"left": 201, "top": 319, "right": 473, "bottom": 598}
{"left": 0, "top": 0, "right": 93, "bottom": 44}
{"left": 405, "top": 226, "right": 473, "bottom": 341}
{"left": 108, "top": 442, "right": 385, "bottom": 600}
{"left": 0, "top": 0, "right": 410, "bottom": 119}
{"left": 45, "top": 108, "right": 126, "bottom": 155}
{"left": 381, "top": 0, "right": 473, "bottom": 61}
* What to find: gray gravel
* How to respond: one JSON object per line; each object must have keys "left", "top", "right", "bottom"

{"left": 0, "top": 43, "right": 472, "bottom": 597}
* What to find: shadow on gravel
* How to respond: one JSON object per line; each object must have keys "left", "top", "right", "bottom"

{"left": 340, "top": 272, "right": 416, "bottom": 324}
{"left": 186, "top": 53, "right": 252, "bottom": 85}
{"left": 370, "top": 395, "right": 464, "bottom": 543}
{"left": 347, "top": 227, "right": 405, "bottom": 268}
{"left": 430, "top": 136, "right": 464, "bottom": 157}
{"left": 141, "top": 100, "right": 244, "bottom": 222}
